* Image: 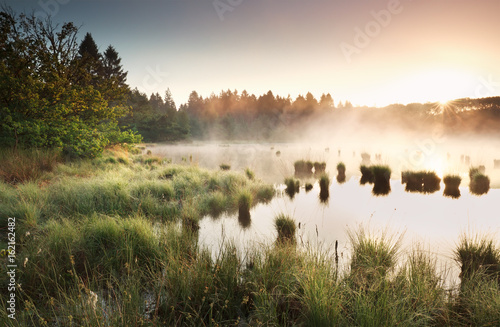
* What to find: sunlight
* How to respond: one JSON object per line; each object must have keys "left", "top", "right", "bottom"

{"left": 389, "top": 69, "right": 476, "bottom": 105}
{"left": 426, "top": 156, "right": 445, "bottom": 178}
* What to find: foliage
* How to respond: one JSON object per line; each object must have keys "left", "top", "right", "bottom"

{"left": 0, "top": 10, "right": 137, "bottom": 158}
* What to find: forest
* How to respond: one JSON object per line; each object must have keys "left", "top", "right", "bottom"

{"left": 2, "top": 8, "right": 500, "bottom": 158}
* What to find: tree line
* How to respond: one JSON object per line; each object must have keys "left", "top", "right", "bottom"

{"left": 2, "top": 8, "right": 499, "bottom": 158}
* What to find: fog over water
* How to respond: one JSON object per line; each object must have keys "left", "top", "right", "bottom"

{"left": 147, "top": 134, "right": 500, "bottom": 285}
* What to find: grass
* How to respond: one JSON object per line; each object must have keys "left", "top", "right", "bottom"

{"left": 371, "top": 165, "right": 391, "bottom": 195}
{"left": 454, "top": 234, "right": 500, "bottom": 284}
{"left": 337, "top": 162, "right": 346, "bottom": 184}
{"left": 2, "top": 148, "right": 499, "bottom": 326}
{"left": 237, "top": 189, "right": 253, "bottom": 228}
{"left": 294, "top": 160, "right": 313, "bottom": 177}
{"left": 402, "top": 171, "right": 441, "bottom": 194}
{"left": 274, "top": 214, "right": 296, "bottom": 243}
{"left": 469, "top": 168, "right": 490, "bottom": 195}
{"left": 219, "top": 163, "right": 231, "bottom": 171}
{"left": 359, "top": 165, "right": 374, "bottom": 185}
{"left": 245, "top": 167, "right": 255, "bottom": 180}
{"left": 284, "top": 177, "right": 300, "bottom": 199}
{"left": 318, "top": 173, "right": 330, "bottom": 202}
{"left": 313, "top": 161, "right": 326, "bottom": 174}
{"left": 305, "top": 182, "right": 313, "bottom": 192}
{"left": 0, "top": 147, "right": 61, "bottom": 184}
{"left": 443, "top": 175, "right": 462, "bottom": 198}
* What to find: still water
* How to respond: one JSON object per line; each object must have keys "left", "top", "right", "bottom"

{"left": 149, "top": 142, "right": 500, "bottom": 284}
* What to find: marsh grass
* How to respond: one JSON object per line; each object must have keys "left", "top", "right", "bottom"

{"left": 359, "top": 165, "right": 374, "bottom": 185}
{"left": 0, "top": 148, "right": 61, "bottom": 184}
{"left": 318, "top": 173, "right": 330, "bottom": 202}
{"left": 444, "top": 175, "right": 462, "bottom": 198}
{"left": 313, "top": 161, "right": 326, "bottom": 175}
{"left": 469, "top": 168, "right": 490, "bottom": 195}
{"left": 274, "top": 214, "right": 296, "bottom": 244}
{"left": 219, "top": 163, "right": 231, "bottom": 171}
{"left": 294, "top": 160, "right": 313, "bottom": 177}
{"left": 245, "top": 167, "right": 255, "bottom": 180}
{"left": 284, "top": 177, "right": 300, "bottom": 199}
{"left": 371, "top": 165, "right": 391, "bottom": 195}
{"left": 337, "top": 162, "right": 346, "bottom": 184}
{"left": 305, "top": 182, "right": 313, "bottom": 192}
{"left": 403, "top": 171, "right": 441, "bottom": 194}
{"left": 3, "top": 148, "right": 500, "bottom": 326}
{"left": 237, "top": 189, "right": 253, "bottom": 228}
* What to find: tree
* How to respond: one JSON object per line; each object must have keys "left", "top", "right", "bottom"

{"left": 0, "top": 9, "right": 139, "bottom": 157}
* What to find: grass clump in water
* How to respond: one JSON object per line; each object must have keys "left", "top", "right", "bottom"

{"left": 359, "top": 165, "right": 374, "bottom": 185}
{"left": 237, "top": 189, "right": 253, "bottom": 228}
{"left": 469, "top": 167, "right": 490, "bottom": 195}
{"left": 245, "top": 167, "right": 255, "bottom": 180}
{"left": 371, "top": 165, "right": 391, "bottom": 195}
{"left": 294, "top": 160, "right": 313, "bottom": 177}
{"left": 305, "top": 182, "right": 313, "bottom": 192}
{"left": 219, "top": 163, "right": 231, "bottom": 171}
{"left": 284, "top": 177, "right": 300, "bottom": 199}
{"left": 443, "top": 174, "right": 461, "bottom": 198}
{"left": 274, "top": 214, "right": 296, "bottom": 244}
{"left": 313, "top": 161, "right": 326, "bottom": 175}
{"left": 318, "top": 173, "right": 330, "bottom": 202}
{"left": 402, "top": 171, "right": 441, "bottom": 194}
{"left": 336, "top": 162, "right": 346, "bottom": 184}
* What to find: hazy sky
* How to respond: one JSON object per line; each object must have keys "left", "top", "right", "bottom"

{"left": 5, "top": 0, "right": 500, "bottom": 107}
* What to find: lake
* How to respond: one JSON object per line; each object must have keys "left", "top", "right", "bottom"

{"left": 148, "top": 142, "right": 500, "bottom": 284}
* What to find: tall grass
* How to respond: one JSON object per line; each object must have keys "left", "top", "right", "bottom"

{"left": 3, "top": 148, "right": 500, "bottom": 326}
{"left": 402, "top": 171, "right": 441, "bottom": 194}
{"left": 0, "top": 148, "right": 61, "bottom": 184}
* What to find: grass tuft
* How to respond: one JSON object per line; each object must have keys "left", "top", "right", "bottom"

{"left": 274, "top": 214, "right": 296, "bottom": 243}
{"left": 443, "top": 174, "right": 461, "bottom": 198}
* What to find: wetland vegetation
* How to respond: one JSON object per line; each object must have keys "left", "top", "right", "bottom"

{"left": 1, "top": 149, "right": 499, "bottom": 326}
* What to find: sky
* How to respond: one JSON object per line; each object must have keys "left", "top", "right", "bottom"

{"left": 4, "top": 0, "right": 500, "bottom": 107}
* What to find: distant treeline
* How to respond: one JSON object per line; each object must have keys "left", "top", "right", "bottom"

{"left": 2, "top": 8, "right": 500, "bottom": 157}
